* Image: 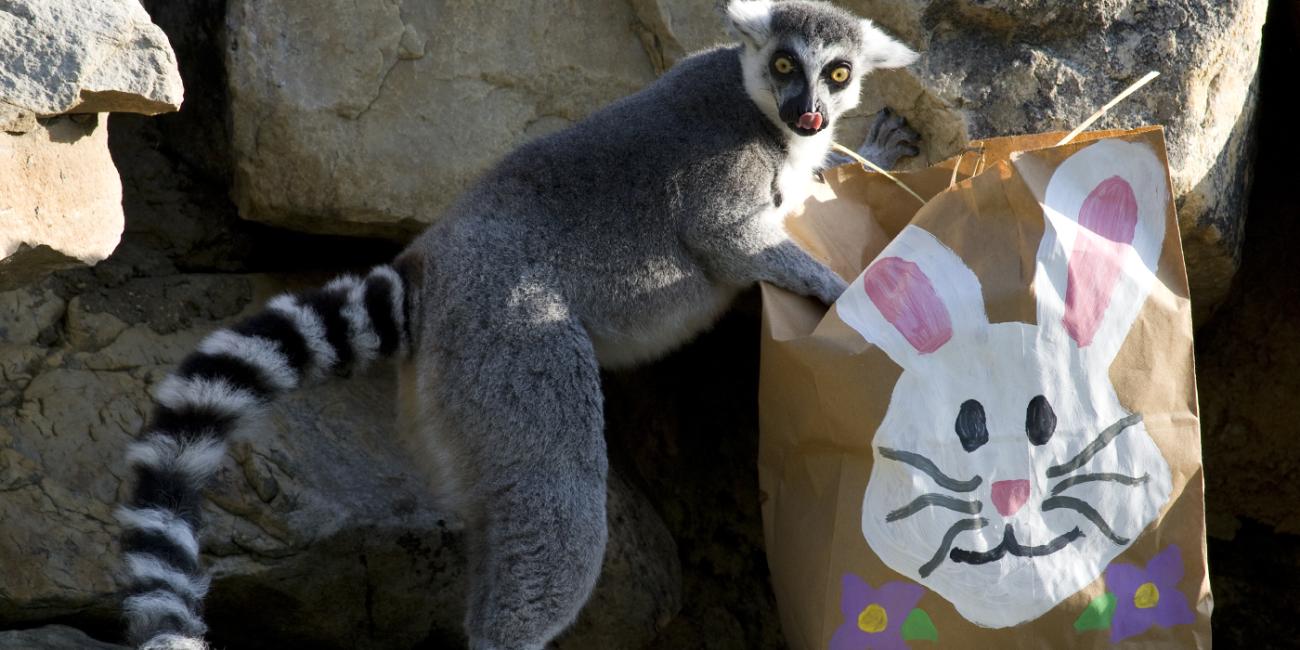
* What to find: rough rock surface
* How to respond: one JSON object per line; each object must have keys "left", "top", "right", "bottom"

{"left": 0, "top": 269, "right": 679, "bottom": 649}
{"left": 0, "top": 116, "right": 123, "bottom": 292}
{"left": 1196, "top": 8, "right": 1300, "bottom": 647}
{"left": 225, "top": 0, "right": 663, "bottom": 237}
{"left": 0, "top": 0, "right": 184, "bottom": 117}
{"left": 0, "top": 625, "right": 127, "bottom": 650}
{"left": 0, "top": 0, "right": 184, "bottom": 290}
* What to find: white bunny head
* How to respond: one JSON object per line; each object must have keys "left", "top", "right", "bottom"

{"left": 835, "top": 139, "right": 1174, "bottom": 628}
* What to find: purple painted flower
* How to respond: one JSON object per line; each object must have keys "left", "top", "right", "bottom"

{"left": 1105, "top": 544, "right": 1196, "bottom": 642}
{"left": 830, "top": 573, "right": 923, "bottom": 650}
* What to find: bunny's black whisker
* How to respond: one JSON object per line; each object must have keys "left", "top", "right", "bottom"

{"left": 919, "top": 517, "right": 987, "bottom": 578}
{"left": 886, "top": 494, "right": 982, "bottom": 522}
{"left": 879, "top": 447, "right": 982, "bottom": 492}
{"left": 1042, "top": 495, "right": 1129, "bottom": 544}
{"left": 1050, "top": 472, "right": 1149, "bottom": 496}
{"left": 1045, "top": 413, "right": 1143, "bottom": 478}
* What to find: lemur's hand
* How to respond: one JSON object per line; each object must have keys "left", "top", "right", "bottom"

{"left": 811, "top": 271, "right": 849, "bottom": 307}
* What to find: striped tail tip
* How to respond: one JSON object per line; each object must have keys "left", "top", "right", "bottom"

{"left": 118, "top": 264, "right": 407, "bottom": 647}
{"left": 139, "top": 634, "right": 210, "bottom": 650}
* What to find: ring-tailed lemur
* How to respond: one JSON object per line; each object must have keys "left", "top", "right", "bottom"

{"left": 118, "top": 2, "right": 917, "bottom": 648}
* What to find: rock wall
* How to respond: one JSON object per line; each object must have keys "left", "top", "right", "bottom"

{"left": 225, "top": 0, "right": 1265, "bottom": 319}
{"left": 0, "top": 0, "right": 1292, "bottom": 648}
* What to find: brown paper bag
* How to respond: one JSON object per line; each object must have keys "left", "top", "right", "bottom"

{"left": 759, "top": 127, "right": 1211, "bottom": 649}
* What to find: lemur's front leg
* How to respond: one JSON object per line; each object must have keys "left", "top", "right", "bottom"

{"left": 747, "top": 239, "right": 848, "bottom": 304}
{"left": 686, "top": 212, "right": 848, "bottom": 305}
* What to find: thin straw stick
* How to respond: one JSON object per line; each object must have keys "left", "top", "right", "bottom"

{"left": 830, "top": 142, "right": 926, "bottom": 205}
{"left": 1055, "top": 70, "right": 1160, "bottom": 146}
{"left": 948, "top": 149, "right": 966, "bottom": 188}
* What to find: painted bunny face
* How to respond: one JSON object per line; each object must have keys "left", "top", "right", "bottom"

{"left": 836, "top": 139, "right": 1173, "bottom": 628}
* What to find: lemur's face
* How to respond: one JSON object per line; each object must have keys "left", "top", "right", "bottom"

{"left": 728, "top": 0, "right": 917, "bottom": 138}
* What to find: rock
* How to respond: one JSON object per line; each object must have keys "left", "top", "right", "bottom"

{"left": 0, "top": 273, "right": 679, "bottom": 648}
{"left": 0, "top": 625, "right": 126, "bottom": 650}
{"left": 0, "top": 1, "right": 185, "bottom": 290}
{"left": 857, "top": 0, "right": 1268, "bottom": 321}
{"left": 0, "top": 116, "right": 124, "bottom": 292}
{"left": 0, "top": 0, "right": 184, "bottom": 116}
{"left": 225, "top": 0, "right": 663, "bottom": 237}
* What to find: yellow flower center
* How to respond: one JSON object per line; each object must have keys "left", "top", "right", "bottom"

{"left": 1134, "top": 582, "right": 1160, "bottom": 609}
{"left": 857, "top": 603, "right": 888, "bottom": 633}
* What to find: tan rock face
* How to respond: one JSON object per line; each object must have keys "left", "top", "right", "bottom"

{"left": 226, "top": 0, "right": 662, "bottom": 237}
{"left": 0, "top": 116, "right": 123, "bottom": 292}
{"left": 0, "top": 0, "right": 184, "bottom": 116}
{"left": 0, "top": 0, "right": 184, "bottom": 291}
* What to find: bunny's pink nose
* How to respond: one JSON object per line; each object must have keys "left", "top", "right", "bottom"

{"left": 991, "top": 479, "right": 1031, "bottom": 517}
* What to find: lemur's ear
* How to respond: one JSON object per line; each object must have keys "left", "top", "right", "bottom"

{"left": 725, "top": 0, "right": 774, "bottom": 48}
{"left": 860, "top": 19, "right": 918, "bottom": 68}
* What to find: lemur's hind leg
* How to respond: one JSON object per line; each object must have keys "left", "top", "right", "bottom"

{"left": 427, "top": 282, "right": 608, "bottom": 650}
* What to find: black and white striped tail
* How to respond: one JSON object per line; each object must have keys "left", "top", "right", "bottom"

{"left": 117, "top": 265, "right": 406, "bottom": 649}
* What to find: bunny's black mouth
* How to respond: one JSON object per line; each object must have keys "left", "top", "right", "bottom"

{"left": 918, "top": 518, "right": 1086, "bottom": 578}
{"left": 949, "top": 523, "right": 1082, "bottom": 567}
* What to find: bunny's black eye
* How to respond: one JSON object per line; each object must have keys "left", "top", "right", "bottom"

{"left": 1026, "top": 395, "right": 1057, "bottom": 445}
{"left": 955, "top": 399, "right": 988, "bottom": 452}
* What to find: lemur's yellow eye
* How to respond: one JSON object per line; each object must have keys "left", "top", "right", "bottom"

{"left": 829, "top": 65, "right": 851, "bottom": 84}
{"left": 773, "top": 56, "right": 795, "bottom": 74}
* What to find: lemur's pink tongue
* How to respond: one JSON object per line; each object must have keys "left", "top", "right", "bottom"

{"left": 797, "top": 112, "right": 823, "bottom": 131}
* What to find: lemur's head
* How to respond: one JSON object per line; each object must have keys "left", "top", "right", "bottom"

{"left": 726, "top": 0, "right": 917, "bottom": 137}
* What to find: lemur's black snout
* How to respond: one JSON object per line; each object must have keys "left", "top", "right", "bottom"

{"left": 782, "top": 92, "right": 828, "bottom": 137}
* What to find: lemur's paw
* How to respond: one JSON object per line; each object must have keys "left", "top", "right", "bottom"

{"left": 857, "top": 108, "right": 922, "bottom": 170}
{"left": 140, "top": 635, "right": 208, "bottom": 650}
{"left": 815, "top": 274, "right": 850, "bottom": 307}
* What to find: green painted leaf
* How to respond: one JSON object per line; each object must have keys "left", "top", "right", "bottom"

{"left": 1074, "top": 592, "right": 1117, "bottom": 632}
{"left": 901, "top": 608, "right": 938, "bottom": 642}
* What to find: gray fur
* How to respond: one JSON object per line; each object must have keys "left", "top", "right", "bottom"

{"left": 121, "top": 2, "right": 917, "bottom": 648}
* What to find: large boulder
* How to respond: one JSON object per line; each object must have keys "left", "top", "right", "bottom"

{"left": 0, "top": 116, "right": 123, "bottom": 292}
{"left": 225, "top": 0, "right": 663, "bottom": 237}
{"left": 0, "top": 0, "right": 183, "bottom": 116}
{"left": 0, "top": 273, "right": 679, "bottom": 648}
{"left": 869, "top": 0, "right": 1267, "bottom": 321}
{"left": 0, "top": 0, "right": 184, "bottom": 290}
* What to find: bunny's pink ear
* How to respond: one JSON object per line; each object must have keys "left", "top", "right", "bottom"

{"left": 1031, "top": 138, "right": 1168, "bottom": 364}
{"left": 1062, "top": 176, "right": 1139, "bottom": 347}
{"left": 863, "top": 257, "right": 952, "bottom": 354}
{"left": 837, "top": 226, "right": 987, "bottom": 368}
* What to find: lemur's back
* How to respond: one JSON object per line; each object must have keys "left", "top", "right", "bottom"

{"left": 400, "top": 45, "right": 789, "bottom": 367}
{"left": 413, "top": 45, "right": 781, "bottom": 264}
